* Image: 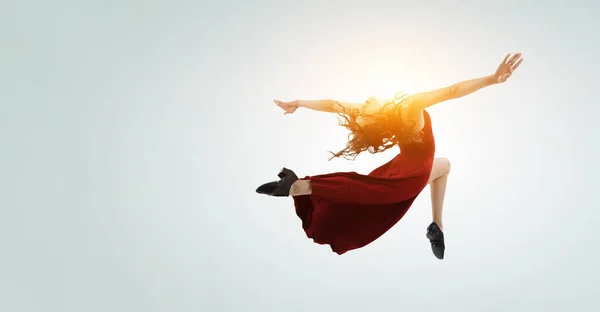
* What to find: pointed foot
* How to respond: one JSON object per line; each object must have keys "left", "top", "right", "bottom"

{"left": 256, "top": 168, "right": 299, "bottom": 197}
{"left": 426, "top": 222, "right": 445, "bottom": 260}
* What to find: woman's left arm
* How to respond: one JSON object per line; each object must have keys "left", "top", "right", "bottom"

{"left": 408, "top": 53, "right": 523, "bottom": 110}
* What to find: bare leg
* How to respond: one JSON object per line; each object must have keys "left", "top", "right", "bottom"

{"left": 427, "top": 158, "right": 451, "bottom": 231}
{"left": 289, "top": 180, "right": 312, "bottom": 196}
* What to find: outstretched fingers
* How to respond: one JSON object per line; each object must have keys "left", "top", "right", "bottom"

{"left": 512, "top": 58, "right": 524, "bottom": 71}
{"left": 507, "top": 53, "right": 521, "bottom": 64}
{"left": 507, "top": 53, "right": 523, "bottom": 69}
{"left": 500, "top": 53, "right": 523, "bottom": 75}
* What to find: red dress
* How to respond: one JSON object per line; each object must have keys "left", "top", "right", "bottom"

{"left": 292, "top": 110, "right": 436, "bottom": 254}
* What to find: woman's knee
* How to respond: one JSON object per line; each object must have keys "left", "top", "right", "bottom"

{"left": 439, "top": 157, "right": 451, "bottom": 174}
{"left": 428, "top": 158, "right": 451, "bottom": 183}
{"left": 434, "top": 157, "right": 451, "bottom": 175}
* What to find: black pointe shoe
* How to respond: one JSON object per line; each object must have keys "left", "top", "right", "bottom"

{"left": 256, "top": 167, "right": 299, "bottom": 197}
{"left": 426, "top": 222, "right": 445, "bottom": 260}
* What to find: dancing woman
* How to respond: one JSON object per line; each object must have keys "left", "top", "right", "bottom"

{"left": 256, "top": 53, "right": 523, "bottom": 259}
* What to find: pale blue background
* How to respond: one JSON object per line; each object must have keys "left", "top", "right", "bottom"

{"left": 2, "top": 0, "right": 599, "bottom": 311}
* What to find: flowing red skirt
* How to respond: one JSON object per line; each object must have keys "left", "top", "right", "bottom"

{"left": 292, "top": 110, "right": 436, "bottom": 255}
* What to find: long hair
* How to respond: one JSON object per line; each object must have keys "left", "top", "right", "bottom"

{"left": 328, "top": 93, "right": 424, "bottom": 160}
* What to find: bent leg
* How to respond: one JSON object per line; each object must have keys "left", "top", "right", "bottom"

{"left": 427, "top": 158, "right": 451, "bottom": 231}
{"left": 290, "top": 180, "right": 312, "bottom": 196}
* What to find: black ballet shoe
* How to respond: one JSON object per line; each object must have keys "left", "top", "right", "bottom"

{"left": 255, "top": 168, "right": 298, "bottom": 197}
{"left": 426, "top": 222, "right": 445, "bottom": 260}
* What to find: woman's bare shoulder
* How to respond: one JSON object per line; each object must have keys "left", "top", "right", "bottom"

{"left": 399, "top": 100, "right": 426, "bottom": 133}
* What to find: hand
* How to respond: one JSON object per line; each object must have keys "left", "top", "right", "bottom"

{"left": 274, "top": 99, "right": 298, "bottom": 115}
{"left": 493, "top": 53, "right": 523, "bottom": 83}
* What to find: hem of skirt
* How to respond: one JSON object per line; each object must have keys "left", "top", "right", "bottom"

{"left": 303, "top": 233, "right": 350, "bottom": 255}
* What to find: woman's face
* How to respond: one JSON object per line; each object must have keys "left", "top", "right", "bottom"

{"left": 363, "top": 97, "right": 381, "bottom": 114}
{"left": 356, "top": 97, "right": 382, "bottom": 127}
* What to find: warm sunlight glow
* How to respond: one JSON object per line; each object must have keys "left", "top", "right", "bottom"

{"left": 356, "top": 62, "right": 422, "bottom": 103}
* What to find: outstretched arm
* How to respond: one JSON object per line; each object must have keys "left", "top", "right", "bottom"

{"left": 274, "top": 98, "right": 365, "bottom": 115}
{"left": 298, "top": 99, "right": 367, "bottom": 113}
{"left": 408, "top": 53, "right": 523, "bottom": 109}
{"left": 408, "top": 75, "right": 497, "bottom": 109}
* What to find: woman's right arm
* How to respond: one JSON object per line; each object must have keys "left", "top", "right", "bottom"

{"left": 295, "top": 99, "right": 364, "bottom": 113}
{"left": 275, "top": 98, "right": 367, "bottom": 114}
